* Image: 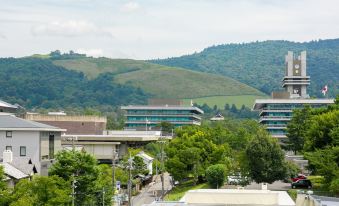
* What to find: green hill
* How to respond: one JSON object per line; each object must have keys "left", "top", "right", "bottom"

{"left": 53, "top": 57, "right": 266, "bottom": 106}
{"left": 152, "top": 39, "right": 339, "bottom": 97}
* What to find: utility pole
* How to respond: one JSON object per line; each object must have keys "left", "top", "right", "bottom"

{"left": 158, "top": 136, "right": 166, "bottom": 200}
{"left": 112, "top": 148, "right": 118, "bottom": 196}
{"left": 71, "top": 174, "right": 76, "bottom": 206}
{"left": 127, "top": 153, "right": 133, "bottom": 206}
{"left": 102, "top": 187, "right": 105, "bottom": 206}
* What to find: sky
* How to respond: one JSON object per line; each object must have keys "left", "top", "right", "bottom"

{"left": 1, "top": 0, "right": 339, "bottom": 59}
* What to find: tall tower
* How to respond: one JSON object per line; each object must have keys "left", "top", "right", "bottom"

{"left": 282, "top": 51, "right": 310, "bottom": 98}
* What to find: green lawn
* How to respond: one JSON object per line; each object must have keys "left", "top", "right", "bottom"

{"left": 165, "top": 181, "right": 210, "bottom": 201}
{"left": 182, "top": 95, "right": 268, "bottom": 108}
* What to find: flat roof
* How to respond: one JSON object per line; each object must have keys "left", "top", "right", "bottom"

{"left": 62, "top": 134, "right": 167, "bottom": 142}
{"left": 253, "top": 98, "right": 334, "bottom": 110}
{"left": 0, "top": 114, "right": 66, "bottom": 132}
{"left": 121, "top": 105, "right": 204, "bottom": 114}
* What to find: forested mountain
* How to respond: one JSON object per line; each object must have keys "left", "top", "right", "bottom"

{"left": 152, "top": 39, "right": 339, "bottom": 97}
{"left": 0, "top": 55, "right": 264, "bottom": 110}
{"left": 0, "top": 58, "right": 149, "bottom": 109}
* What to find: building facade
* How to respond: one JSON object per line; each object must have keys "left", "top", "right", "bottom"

{"left": 253, "top": 51, "right": 334, "bottom": 140}
{"left": 24, "top": 113, "right": 107, "bottom": 135}
{"left": 0, "top": 100, "right": 18, "bottom": 114}
{"left": 0, "top": 114, "right": 65, "bottom": 175}
{"left": 121, "top": 105, "right": 204, "bottom": 129}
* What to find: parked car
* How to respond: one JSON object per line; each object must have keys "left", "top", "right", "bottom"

{"left": 291, "top": 174, "right": 307, "bottom": 182}
{"left": 291, "top": 179, "right": 312, "bottom": 189}
{"left": 227, "top": 175, "right": 250, "bottom": 186}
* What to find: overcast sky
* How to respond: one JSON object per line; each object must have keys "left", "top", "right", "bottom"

{"left": 1, "top": 0, "right": 339, "bottom": 59}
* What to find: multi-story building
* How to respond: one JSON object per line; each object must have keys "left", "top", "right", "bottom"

{"left": 253, "top": 51, "right": 334, "bottom": 140}
{"left": 121, "top": 101, "right": 204, "bottom": 129}
{"left": 0, "top": 114, "right": 65, "bottom": 175}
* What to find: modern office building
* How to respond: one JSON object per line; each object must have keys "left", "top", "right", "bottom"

{"left": 253, "top": 51, "right": 334, "bottom": 140}
{"left": 121, "top": 100, "right": 204, "bottom": 129}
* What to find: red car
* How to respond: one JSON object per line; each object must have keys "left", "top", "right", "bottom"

{"left": 291, "top": 174, "right": 307, "bottom": 182}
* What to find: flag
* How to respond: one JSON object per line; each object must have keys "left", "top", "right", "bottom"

{"left": 321, "top": 85, "right": 328, "bottom": 96}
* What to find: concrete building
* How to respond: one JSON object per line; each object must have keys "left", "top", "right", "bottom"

{"left": 0, "top": 114, "right": 65, "bottom": 175}
{"left": 0, "top": 100, "right": 18, "bottom": 114}
{"left": 253, "top": 51, "right": 334, "bottom": 140}
{"left": 143, "top": 189, "right": 295, "bottom": 206}
{"left": 24, "top": 113, "right": 107, "bottom": 135}
{"left": 61, "top": 130, "right": 166, "bottom": 162}
{"left": 121, "top": 100, "right": 203, "bottom": 130}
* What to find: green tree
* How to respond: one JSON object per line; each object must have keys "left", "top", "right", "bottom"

{"left": 206, "top": 164, "right": 227, "bottom": 188}
{"left": 157, "top": 121, "right": 174, "bottom": 134}
{"left": 286, "top": 106, "right": 312, "bottom": 154}
{"left": 95, "top": 164, "right": 113, "bottom": 206}
{"left": 10, "top": 176, "right": 71, "bottom": 206}
{"left": 133, "top": 156, "right": 149, "bottom": 176}
{"left": 49, "top": 150, "right": 99, "bottom": 205}
{"left": 245, "top": 129, "right": 287, "bottom": 183}
{"left": 0, "top": 165, "right": 11, "bottom": 206}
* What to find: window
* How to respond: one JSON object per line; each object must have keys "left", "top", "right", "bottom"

{"left": 20, "top": 146, "right": 26, "bottom": 156}
{"left": 6, "top": 146, "right": 12, "bottom": 151}
{"left": 6, "top": 131, "right": 12, "bottom": 138}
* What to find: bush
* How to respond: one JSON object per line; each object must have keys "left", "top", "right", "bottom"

{"left": 206, "top": 164, "right": 226, "bottom": 188}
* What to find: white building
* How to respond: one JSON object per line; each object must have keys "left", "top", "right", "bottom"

{"left": 137, "top": 151, "right": 154, "bottom": 175}
{"left": 0, "top": 114, "right": 65, "bottom": 175}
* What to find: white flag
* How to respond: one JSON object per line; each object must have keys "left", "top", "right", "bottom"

{"left": 321, "top": 85, "right": 328, "bottom": 96}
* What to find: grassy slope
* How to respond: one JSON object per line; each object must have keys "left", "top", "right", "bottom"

{"left": 53, "top": 58, "right": 266, "bottom": 100}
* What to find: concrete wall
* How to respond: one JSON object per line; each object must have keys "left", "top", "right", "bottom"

{"left": 24, "top": 114, "right": 107, "bottom": 135}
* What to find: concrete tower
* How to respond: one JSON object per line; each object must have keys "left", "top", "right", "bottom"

{"left": 282, "top": 51, "right": 310, "bottom": 98}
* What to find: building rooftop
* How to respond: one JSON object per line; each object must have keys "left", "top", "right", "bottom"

{"left": 253, "top": 98, "right": 335, "bottom": 110}
{"left": 0, "top": 100, "right": 18, "bottom": 109}
{"left": 0, "top": 114, "right": 66, "bottom": 131}
{"left": 121, "top": 105, "right": 204, "bottom": 114}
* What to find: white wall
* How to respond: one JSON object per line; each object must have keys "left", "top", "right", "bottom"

{"left": 0, "top": 131, "right": 40, "bottom": 171}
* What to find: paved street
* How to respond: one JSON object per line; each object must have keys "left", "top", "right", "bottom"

{"left": 132, "top": 173, "right": 172, "bottom": 206}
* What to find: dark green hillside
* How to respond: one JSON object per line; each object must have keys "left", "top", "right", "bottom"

{"left": 0, "top": 58, "right": 149, "bottom": 108}
{"left": 152, "top": 39, "right": 339, "bottom": 97}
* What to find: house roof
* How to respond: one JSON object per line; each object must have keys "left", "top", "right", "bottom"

{"left": 10, "top": 157, "right": 37, "bottom": 175}
{"left": 1, "top": 162, "right": 29, "bottom": 180}
{"left": 0, "top": 114, "right": 66, "bottom": 131}
{"left": 137, "top": 152, "right": 154, "bottom": 161}
{"left": 0, "top": 100, "right": 18, "bottom": 109}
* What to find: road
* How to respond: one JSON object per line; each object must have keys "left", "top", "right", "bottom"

{"left": 132, "top": 173, "right": 172, "bottom": 206}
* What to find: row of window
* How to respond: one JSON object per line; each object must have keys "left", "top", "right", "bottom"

{"left": 5, "top": 146, "right": 26, "bottom": 156}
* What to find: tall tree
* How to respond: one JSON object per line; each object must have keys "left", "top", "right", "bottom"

{"left": 286, "top": 106, "right": 312, "bottom": 154}
{"left": 206, "top": 164, "right": 227, "bottom": 188}
{"left": 10, "top": 176, "right": 71, "bottom": 206}
{"left": 245, "top": 129, "right": 287, "bottom": 184}
{"left": 49, "top": 150, "right": 99, "bottom": 205}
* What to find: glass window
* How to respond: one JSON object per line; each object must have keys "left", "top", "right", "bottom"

{"left": 20, "top": 146, "right": 26, "bottom": 156}
{"left": 6, "top": 131, "right": 12, "bottom": 138}
{"left": 6, "top": 146, "right": 12, "bottom": 151}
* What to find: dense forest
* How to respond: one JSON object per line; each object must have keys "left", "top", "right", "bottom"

{"left": 152, "top": 39, "right": 339, "bottom": 97}
{"left": 0, "top": 58, "right": 149, "bottom": 109}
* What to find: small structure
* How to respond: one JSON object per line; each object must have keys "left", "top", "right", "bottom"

{"left": 0, "top": 150, "right": 37, "bottom": 187}
{"left": 210, "top": 113, "right": 224, "bottom": 121}
{"left": 0, "top": 114, "right": 65, "bottom": 175}
{"left": 0, "top": 100, "right": 18, "bottom": 114}
{"left": 137, "top": 151, "right": 154, "bottom": 175}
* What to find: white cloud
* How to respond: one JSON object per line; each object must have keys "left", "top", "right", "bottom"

{"left": 120, "top": 2, "right": 140, "bottom": 12}
{"left": 0, "top": 33, "right": 6, "bottom": 39}
{"left": 76, "top": 48, "right": 104, "bottom": 57}
{"left": 31, "top": 20, "right": 112, "bottom": 37}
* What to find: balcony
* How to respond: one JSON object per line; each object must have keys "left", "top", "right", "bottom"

{"left": 259, "top": 109, "right": 292, "bottom": 116}
{"left": 125, "top": 113, "right": 202, "bottom": 120}
{"left": 259, "top": 116, "right": 291, "bottom": 123}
